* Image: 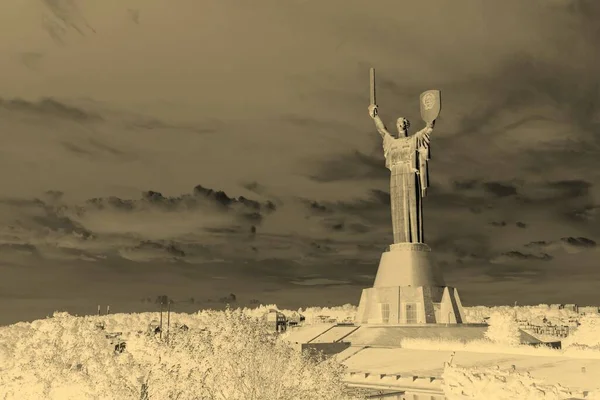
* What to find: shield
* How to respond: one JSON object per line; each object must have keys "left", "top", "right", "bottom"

{"left": 419, "top": 90, "right": 441, "bottom": 124}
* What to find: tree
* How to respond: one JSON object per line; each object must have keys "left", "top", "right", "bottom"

{"left": 563, "top": 314, "right": 600, "bottom": 349}
{"left": 484, "top": 310, "right": 521, "bottom": 347}
{"left": 141, "top": 308, "right": 358, "bottom": 400}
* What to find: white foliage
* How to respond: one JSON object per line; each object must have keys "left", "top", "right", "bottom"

{"left": 484, "top": 311, "right": 520, "bottom": 346}
{"left": 0, "top": 309, "right": 361, "bottom": 400}
{"left": 562, "top": 314, "right": 600, "bottom": 349}
{"left": 442, "top": 363, "right": 577, "bottom": 400}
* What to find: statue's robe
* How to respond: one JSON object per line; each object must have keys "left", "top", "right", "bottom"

{"left": 382, "top": 130, "right": 430, "bottom": 243}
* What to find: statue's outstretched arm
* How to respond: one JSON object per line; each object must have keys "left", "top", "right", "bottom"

{"left": 373, "top": 115, "right": 392, "bottom": 138}
{"left": 414, "top": 123, "right": 434, "bottom": 147}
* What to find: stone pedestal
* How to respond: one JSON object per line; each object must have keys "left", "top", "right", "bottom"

{"left": 355, "top": 243, "right": 465, "bottom": 325}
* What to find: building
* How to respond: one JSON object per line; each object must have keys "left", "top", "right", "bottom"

{"left": 264, "top": 309, "right": 287, "bottom": 333}
{"left": 578, "top": 306, "right": 599, "bottom": 315}
{"left": 561, "top": 304, "right": 578, "bottom": 313}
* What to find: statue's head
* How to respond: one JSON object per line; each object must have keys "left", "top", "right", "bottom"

{"left": 396, "top": 118, "right": 410, "bottom": 137}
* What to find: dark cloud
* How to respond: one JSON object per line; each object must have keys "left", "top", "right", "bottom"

{"left": 137, "top": 241, "right": 186, "bottom": 257}
{"left": 305, "top": 200, "right": 331, "bottom": 214}
{"left": 517, "top": 236, "right": 596, "bottom": 259}
{"left": 483, "top": 182, "right": 518, "bottom": 197}
{"left": 560, "top": 236, "right": 596, "bottom": 248}
{"left": 500, "top": 251, "right": 553, "bottom": 261}
{"left": 30, "top": 212, "right": 93, "bottom": 239}
{"left": 516, "top": 221, "right": 527, "bottom": 228}
{"left": 85, "top": 196, "right": 135, "bottom": 211}
{"left": 0, "top": 243, "right": 39, "bottom": 256}
{"left": 83, "top": 186, "right": 276, "bottom": 218}
{"left": 193, "top": 185, "right": 276, "bottom": 212}
{"left": 0, "top": 97, "right": 101, "bottom": 121}
{"left": 525, "top": 240, "right": 550, "bottom": 248}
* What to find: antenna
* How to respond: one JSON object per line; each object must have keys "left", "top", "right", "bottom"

{"left": 159, "top": 301, "right": 163, "bottom": 340}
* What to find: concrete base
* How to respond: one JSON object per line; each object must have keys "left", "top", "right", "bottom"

{"left": 373, "top": 243, "right": 445, "bottom": 288}
{"left": 355, "top": 285, "right": 466, "bottom": 324}
{"left": 355, "top": 242, "right": 466, "bottom": 325}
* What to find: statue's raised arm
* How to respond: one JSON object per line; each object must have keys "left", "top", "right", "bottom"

{"left": 368, "top": 104, "right": 392, "bottom": 139}
{"left": 414, "top": 120, "right": 434, "bottom": 147}
{"left": 368, "top": 68, "right": 392, "bottom": 139}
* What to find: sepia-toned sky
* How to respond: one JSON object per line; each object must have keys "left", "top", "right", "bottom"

{"left": 1, "top": 0, "right": 599, "bottom": 325}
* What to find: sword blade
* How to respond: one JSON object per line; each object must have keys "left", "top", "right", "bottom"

{"left": 370, "top": 67, "right": 376, "bottom": 105}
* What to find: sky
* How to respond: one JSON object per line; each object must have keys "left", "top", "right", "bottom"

{"left": 0, "top": 0, "right": 599, "bottom": 325}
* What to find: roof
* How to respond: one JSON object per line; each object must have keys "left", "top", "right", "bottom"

{"left": 337, "top": 345, "right": 600, "bottom": 393}
{"left": 343, "top": 325, "right": 489, "bottom": 347}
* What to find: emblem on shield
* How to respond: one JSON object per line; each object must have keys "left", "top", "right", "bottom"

{"left": 419, "top": 90, "right": 441, "bottom": 124}
{"left": 422, "top": 93, "right": 435, "bottom": 110}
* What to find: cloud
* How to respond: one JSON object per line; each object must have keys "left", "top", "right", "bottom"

{"left": 492, "top": 251, "right": 553, "bottom": 263}
{"left": 41, "top": 0, "right": 96, "bottom": 45}
{"left": 0, "top": 185, "right": 280, "bottom": 264}
{"left": 118, "top": 240, "right": 186, "bottom": 263}
{"left": 0, "top": 97, "right": 101, "bottom": 122}
{"left": 483, "top": 182, "right": 518, "bottom": 197}
{"left": 525, "top": 236, "right": 597, "bottom": 254}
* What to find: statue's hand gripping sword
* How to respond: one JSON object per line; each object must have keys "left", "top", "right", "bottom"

{"left": 369, "top": 67, "right": 378, "bottom": 118}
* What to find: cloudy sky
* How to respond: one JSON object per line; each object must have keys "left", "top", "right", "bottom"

{"left": 0, "top": 0, "right": 599, "bottom": 325}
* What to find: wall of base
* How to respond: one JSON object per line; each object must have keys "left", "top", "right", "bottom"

{"left": 355, "top": 285, "right": 466, "bottom": 325}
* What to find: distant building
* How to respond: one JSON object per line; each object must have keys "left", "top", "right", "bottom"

{"left": 563, "top": 304, "right": 578, "bottom": 313}
{"left": 105, "top": 332, "right": 126, "bottom": 353}
{"left": 147, "top": 320, "right": 161, "bottom": 335}
{"left": 287, "top": 312, "right": 305, "bottom": 327}
{"left": 264, "top": 309, "right": 287, "bottom": 333}
{"left": 578, "top": 306, "right": 599, "bottom": 315}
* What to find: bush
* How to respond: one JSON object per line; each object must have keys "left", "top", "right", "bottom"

{"left": 562, "top": 314, "right": 600, "bottom": 349}
{"left": 484, "top": 311, "right": 520, "bottom": 347}
{"left": 0, "top": 309, "right": 360, "bottom": 400}
{"left": 140, "top": 308, "right": 354, "bottom": 400}
{"left": 442, "top": 363, "right": 576, "bottom": 400}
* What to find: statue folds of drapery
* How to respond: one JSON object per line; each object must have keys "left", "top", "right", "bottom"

{"left": 368, "top": 104, "right": 433, "bottom": 244}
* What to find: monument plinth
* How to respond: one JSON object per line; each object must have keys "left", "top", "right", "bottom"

{"left": 356, "top": 69, "right": 465, "bottom": 325}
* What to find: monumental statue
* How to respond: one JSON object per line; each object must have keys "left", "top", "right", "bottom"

{"left": 367, "top": 68, "right": 440, "bottom": 244}
{"left": 355, "top": 68, "right": 465, "bottom": 325}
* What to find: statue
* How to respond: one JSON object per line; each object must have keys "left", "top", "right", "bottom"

{"left": 367, "top": 68, "right": 441, "bottom": 244}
